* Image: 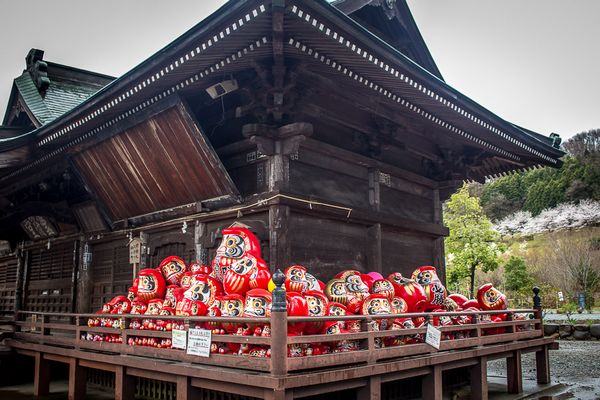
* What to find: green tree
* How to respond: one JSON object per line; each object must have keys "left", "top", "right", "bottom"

{"left": 444, "top": 185, "right": 505, "bottom": 297}
{"left": 504, "top": 256, "right": 533, "bottom": 294}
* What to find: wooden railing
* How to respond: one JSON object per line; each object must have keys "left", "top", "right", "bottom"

{"left": 11, "top": 307, "right": 542, "bottom": 375}
{"left": 8, "top": 278, "right": 546, "bottom": 375}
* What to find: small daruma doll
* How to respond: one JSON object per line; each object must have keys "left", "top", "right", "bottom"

{"left": 361, "top": 294, "right": 392, "bottom": 332}
{"left": 137, "top": 269, "right": 166, "bottom": 302}
{"left": 184, "top": 275, "right": 223, "bottom": 308}
{"left": 189, "top": 261, "right": 212, "bottom": 275}
{"left": 158, "top": 256, "right": 187, "bottom": 285}
{"left": 223, "top": 254, "right": 270, "bottom": 295}
{"left": 243, "top": 289, "right": 272, "bottom": 336}
{"left": 176, "top": 298, "right": 208, "bottom": 317}
{"left": 244, "top": 289, "right": 272, "bottom": 318}
{"left": 286, "top": 292, "right": 309, "bottom": 336}
{"left": 163, "top": 285, "right": 184, "bottom": 308}
{"left": 411, "top": 266, "right": 446, "bottom": 310}
{"left": 477, "top": 283, "right": 507, "bottom": 311}
{"left": 304, "top": 291, "right": 329, "bottom": 334}
{"left": 336, "top": 270, "right": 370, "bottom": 313}
{"left": 387, "top": 273, "right": 428, "bottom": 312}
{"left": 220, "top": 294, "right": 245, "bottom": 333}
{"left": 284, "top": 265, "right": 309, "bottom": 293}
{"left": 127, "top": 278, "right": 139, "bottom": 301}
{"left": 371, "top": 279, "right": 395, "bottom": 301}
{"left": 212, "top": 227, "right": 262, "bottom": 281}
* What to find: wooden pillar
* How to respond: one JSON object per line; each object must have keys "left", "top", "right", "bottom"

{"left": 269, "top": 205, "right": 291, "bottom": 270}
{"left": 432, "top": 188, "right": 446, "bottom": 284}
{"left": 536, "top": 346, "right": 551, "bottom": 384}
{"left": 14, "top": 248, "right": 24, "bottom": 313}
{"left": 367, "top": 169, "right": 382, "bottom": 273}
{"left": 533, "top": 287, "right": 550, "bottom": 384}
{"left": 422, "top": 365, "right": 442, "bottom": 400}
{"left": 357, "top": 376, "right": 381, "bottom": 400}
{"left": 176, "top": 376, "right": 192, "bottom": 400}
{"left": 76, "top": 240, "right": 92, "bottom": 313}
{"left": 21, "top": 249, "right": 31, "bottom": 313}
{"left": 68, "top": 358, "right": 87, "bottom": 400}
{"left": 470, "top": 356, "right": 488, "bottom": 400}
{"left": 367, "top": 224, "right": 382, "bottom": 273}
{"left": 270, "top": 270, "right": 288, "bottom": 377}
{"left": 269, "top": 388, "right": 292, "bottom": 400}
{"left": 70, "top": 239, "right": 80, "bottom": 313}
{"left": 507, "top": 350, "right": 523, "bottom": 393}
{"left": 33, "top": 353, "right": 50, "bottom": 397}
{"left": 114, "top": 366, "right": 135, "bottom": 400}
{"left": 194, "top": 221, "right": 209, "bottom": 265}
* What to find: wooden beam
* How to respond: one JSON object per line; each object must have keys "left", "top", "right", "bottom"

{"left": 114, "top": 366, "right": 136, "bottom": 400}
{"left": 422, "top": 365, "right": 442, "bottom": 400}
{"left": 33, "top": 352, "right": 50, "bottom": 397}
{"left": 470, "top": 356, "right": 488, "bottom": 400}
{"left": 507, "top": 350, "right": 523, "bottom": 394}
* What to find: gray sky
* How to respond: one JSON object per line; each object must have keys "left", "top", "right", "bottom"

{"left": 1, "top": 0, "right": 598, "bottom": 140}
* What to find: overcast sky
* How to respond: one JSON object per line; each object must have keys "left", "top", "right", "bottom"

{"left": 1, "top": 0, "right": 598, "bottom": 140}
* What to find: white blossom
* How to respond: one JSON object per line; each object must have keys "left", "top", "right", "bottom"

{"left": 493, "top": 200, "right": 600, "bottom": 236}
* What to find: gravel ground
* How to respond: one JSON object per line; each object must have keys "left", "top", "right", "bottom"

{"left": 488, "top": 340, "right": 600, "bottom": 399}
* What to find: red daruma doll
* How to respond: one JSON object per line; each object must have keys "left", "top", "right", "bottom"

{"left": 411, "top": 266, "right": 446, "bottom": 310}
{"left": 387, "top": 273, "right": 427, "bottom": 312}
{"left": 304, "top": 291, "right": 329, "bottom": 334}
{"left": 212, "top": 227, "right": 262, "bottom": 281}
{"left": 158, "top": 256, "right": 188, "bottom": 285}
{"left": 243, "top": 289, "right": 272, "bottom": 337}
{"left": 137, "top": 269, "right": 166, "bottom": 302}
{"left": 477, "top": 283, "right": 508, "bottom": 311}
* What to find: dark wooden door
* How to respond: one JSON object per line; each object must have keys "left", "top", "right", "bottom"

{"left": 90, "top": 240, "right": 131, "bottom": 310}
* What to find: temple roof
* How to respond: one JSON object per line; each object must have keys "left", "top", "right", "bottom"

{"left": 3, "top": 50, "right": 114, "bottom": 127}
{"left": 0, "top": 0, "right": 564, "bottom": 184}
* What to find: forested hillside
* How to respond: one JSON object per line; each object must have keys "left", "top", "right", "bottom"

{"left": 444, "top": 129, "right": 600, "bottom": 310}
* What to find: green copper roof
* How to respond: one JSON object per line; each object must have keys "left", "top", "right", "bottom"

{"left": 14, "top": 70, "right": 109, "bottom": 126}
{"left": 14, "top": 73, "right": 52, "bottom": 125}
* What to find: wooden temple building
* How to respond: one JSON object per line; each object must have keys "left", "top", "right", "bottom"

{"left": 0, "top": 1, "right": 562, "bottom": 399}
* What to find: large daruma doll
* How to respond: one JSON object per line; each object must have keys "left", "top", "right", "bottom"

{"left": 136, "top": 269, "right": 166, "bottom": 302}
{"left": 410, "top": 266, "right": 446, "bottom": 310}
{"left": 212, "top": 227, "right": 261, "bottom": 281}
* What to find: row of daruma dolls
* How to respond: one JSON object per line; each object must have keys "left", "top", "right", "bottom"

{"left": 86, "top": 227, "right": 512, "bottom": 353}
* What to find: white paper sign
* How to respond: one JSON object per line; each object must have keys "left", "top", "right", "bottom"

{"left": 425, "top": 324, "right": 441, "bottom": 350}
{"left": 172, "top": 329, "right": 187, "bottom": 350}
{"left": 186, "top": 328, "right": 212, "bottom": 357}
{"left": 558, "top": 291, "right": 564, "bottom": 302}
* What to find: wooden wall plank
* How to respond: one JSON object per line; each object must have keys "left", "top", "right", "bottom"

{"left": 73, "top": 103, "right": 239, "bottom": 221}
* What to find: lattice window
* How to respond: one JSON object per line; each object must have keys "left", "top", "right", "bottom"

{"left": 25, "top": 241, "right": 76, "bottom": 313}
{"left": 0, "top": 255, "right": 18, "bottom": 312}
